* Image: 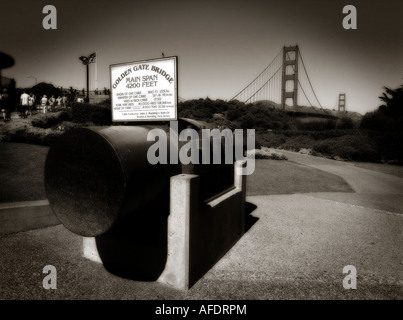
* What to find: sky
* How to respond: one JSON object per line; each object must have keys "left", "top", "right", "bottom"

{"left": 0, "top": 0, "right": 402, "bottom": 114}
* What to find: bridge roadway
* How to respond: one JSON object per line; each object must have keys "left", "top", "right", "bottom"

{"left": 0, "top": 150, "right": 401, "bottom": 300}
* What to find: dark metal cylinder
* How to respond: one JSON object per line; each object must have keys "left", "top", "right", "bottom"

{"left": 45, "top": 125, "right": 180, "bottom": 237}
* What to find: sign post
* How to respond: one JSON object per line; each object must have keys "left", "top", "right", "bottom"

{"left": 110, "top": 56, "right": 178, "bottom": 122}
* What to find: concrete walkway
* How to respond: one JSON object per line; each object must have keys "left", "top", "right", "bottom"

{"left": 0, "top": 194, "right": 401, "bottom": 300}
{"left": 279, "top": 150, "right": 403, "bottom": 214}
{"left": 280, "top": 149, "right": 403, "bottom": 195}
{"left": 0, "top": 151, "right": 401, "bottom": 300}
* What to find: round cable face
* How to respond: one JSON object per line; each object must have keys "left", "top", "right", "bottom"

{"left": 45, "top": 125, "right": 182, "bottom": 237}
{"left": 45, "top": 128, "right": 125, "bottom": 236}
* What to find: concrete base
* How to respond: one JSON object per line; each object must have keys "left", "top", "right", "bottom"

{"left": 82, "top": 237, "right": 102, "bottom": 263}
{"left": 82, "top": 160, "right": 247, "bottom": 290}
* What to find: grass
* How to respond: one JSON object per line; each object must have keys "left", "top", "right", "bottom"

{"left": 0, "top": 111, "right": 67, "bottom": 146}
{"left": 0, "top": 142, "right": 353, "bottom": 203}
{"left": 0, "top": 142, "right": 48, "bottom": 202}
{"left": 247, "top": 159, "right": 353, "bottom": 196}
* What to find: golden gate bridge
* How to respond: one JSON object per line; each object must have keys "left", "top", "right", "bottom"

{"left": 230, "top": 45, "right": 346, "bottom": 117}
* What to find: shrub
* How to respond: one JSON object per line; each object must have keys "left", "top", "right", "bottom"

{"left": 313, "top": 134, "right": 380, "bottom": 161}
{"left": 269, "top": 121, "right": 284, "bottom": 130}
{"left": 257, "top": 132, "right": 287, "bottom": 148}
{"left": 312, "top": 140, "right": 333, "bottom": 155}
{"left": 371, "top": 131, "right": 403, "bottom": 162}
{"left": 240, "top": 112, "right": 256, "bottom": 129}
{"left": 226, "top": 109, "right": 242, "bottom": 121}
{"left": 31, "top": 111, "right": 70, "bottom": 129}
{"left": 280, "top": 135, "right": 316, "bottom": 151}
{"left": 178, "top": 100, "right": 218, "bottom": 121}
{"left": 338, "top": 117, "right": 355, "bottom": 129}
{"left": 360, "top": 111, "right": 390, "bottom": 131}
{"left": 247, "top": 149, "right": 288, "bottom": 160}
{"left": 296, "top": 120, "right": 336, "bottom": 131}
{"left": 2, "top": 128, "right": 62, "bottom": 146}
{"left": 69, "top": 102, "right": 112, "bottom": 125}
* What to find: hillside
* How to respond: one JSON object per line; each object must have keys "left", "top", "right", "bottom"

{"left": 177, "top": 98, "right": 359, "bottom": 131}
{"left": 254, "top": 100, "right": 363, "bottom": 121}
{"left": 177, "top": 98, "right": 386, "bottom": 163}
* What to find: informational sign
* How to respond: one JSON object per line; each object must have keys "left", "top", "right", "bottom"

{"left": 110, "top": 56, "right": 178, "bottom": 122}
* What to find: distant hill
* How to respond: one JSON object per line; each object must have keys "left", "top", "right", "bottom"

{"left": 254, "top": 100, "right": 363, "bottom": 122}
{"left": 328, "top": 109, "right": 363, "bottom": 122}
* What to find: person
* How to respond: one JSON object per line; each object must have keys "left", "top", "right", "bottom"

{"left": 56, "top": 96, "right": 62, "bottom": 108}
{"left": 20, "top": 90, "right": 30, "bottom": 118}
{"left": 1, "top": 88, "right": 11, "bottom": 121}
{"left": 32, "top": 94, "right": 37, "bottom": 114}
{"left": 0, "top": 90, "right": 4, "bottom": 120}
{"left": 61, "top": 95, "right": 67, "bottom": 108}
{"left": 48, "top": 95, "right": 55, "bottom": 112}
{"left": 40, "top": 95, "right": 48, "bottom": 113}
{"left": 28, "top": 93, "right": 35, "bottom": 114}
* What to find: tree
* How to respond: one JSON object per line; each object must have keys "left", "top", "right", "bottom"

{"left": 31, "top": 82, "right": 61, "bottom": 99}
{"left": 361, "top": 84, "right": 403, "bottom": 131}
{"left": 378, "top": 85, "right": 403, "bottom": 117}
{"left": 360, "top": 84, "right": 403, "bottom": 162}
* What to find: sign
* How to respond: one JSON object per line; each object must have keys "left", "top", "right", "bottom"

{"left": 110, "top": 56, "right": 178, "bottom": 122}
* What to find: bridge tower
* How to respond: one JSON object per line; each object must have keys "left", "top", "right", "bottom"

{"left": 281, "top": 45, "right": 299, "bottom": 109}
{"left": 338, "top": 93, "right": 346, "bottom": 112}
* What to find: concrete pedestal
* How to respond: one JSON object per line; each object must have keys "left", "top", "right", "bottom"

{"left": 83, "top": 160, "right": 247, "bottom": 290}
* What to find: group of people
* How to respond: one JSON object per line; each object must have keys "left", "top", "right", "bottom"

{"left": 1, "top": 89, "right": 73, "bottom": 121}
{"left": 94, "top": 88, "right": 110, "bottom": 95}
{"left": 37, "top": 94, "right": 68, "bottom": 114}
{"left": 18, "top": 91, "right": 37, "bottom": 118}
{"left": 1, "top": 87, "right": 95, "bottom": 121}
{"left": 18, "top": 92, "right": 69, "bottom": 118}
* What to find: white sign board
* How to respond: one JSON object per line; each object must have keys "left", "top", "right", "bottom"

{"left": 110, "top": 56, "right": 178, "bottom": 122}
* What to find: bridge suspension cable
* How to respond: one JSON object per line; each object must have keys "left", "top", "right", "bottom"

{"left": 244, "top": 65, "right": 282, "bottom": 103}
{"left": 298, "top": 79, "right": 314, "bottom": 107}
{"left": 230, "top": 49, "right": 283, "bottom": 104}
{"left": 298, "top": 49, "right": 324, "bottom": 110}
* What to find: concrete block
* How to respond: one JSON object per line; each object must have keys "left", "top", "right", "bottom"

{"left": 83, "top": 237, "right": 102, "bottom": 263}
{"left": 159, "top": 160, "right": 247, "bottom": 289}
{"left": 157, "top": 174, "right": 199, "bottom": 290}
{"left": 82, "top": 160, "right": 247, "bottom": 290}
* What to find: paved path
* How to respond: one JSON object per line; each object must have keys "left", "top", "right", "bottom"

{"left": 279, "top": 150, "right": 403, "bottom": 214}
{"left": 0, "top": 194, "right": 401, "bottom": 300}
{"left": 280, "top": 150, "right": 403, "bottom": 195}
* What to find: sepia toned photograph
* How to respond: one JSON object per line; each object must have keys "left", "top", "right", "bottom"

{"left": 0, "top": 0, "right": 401, "bottom": 312}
